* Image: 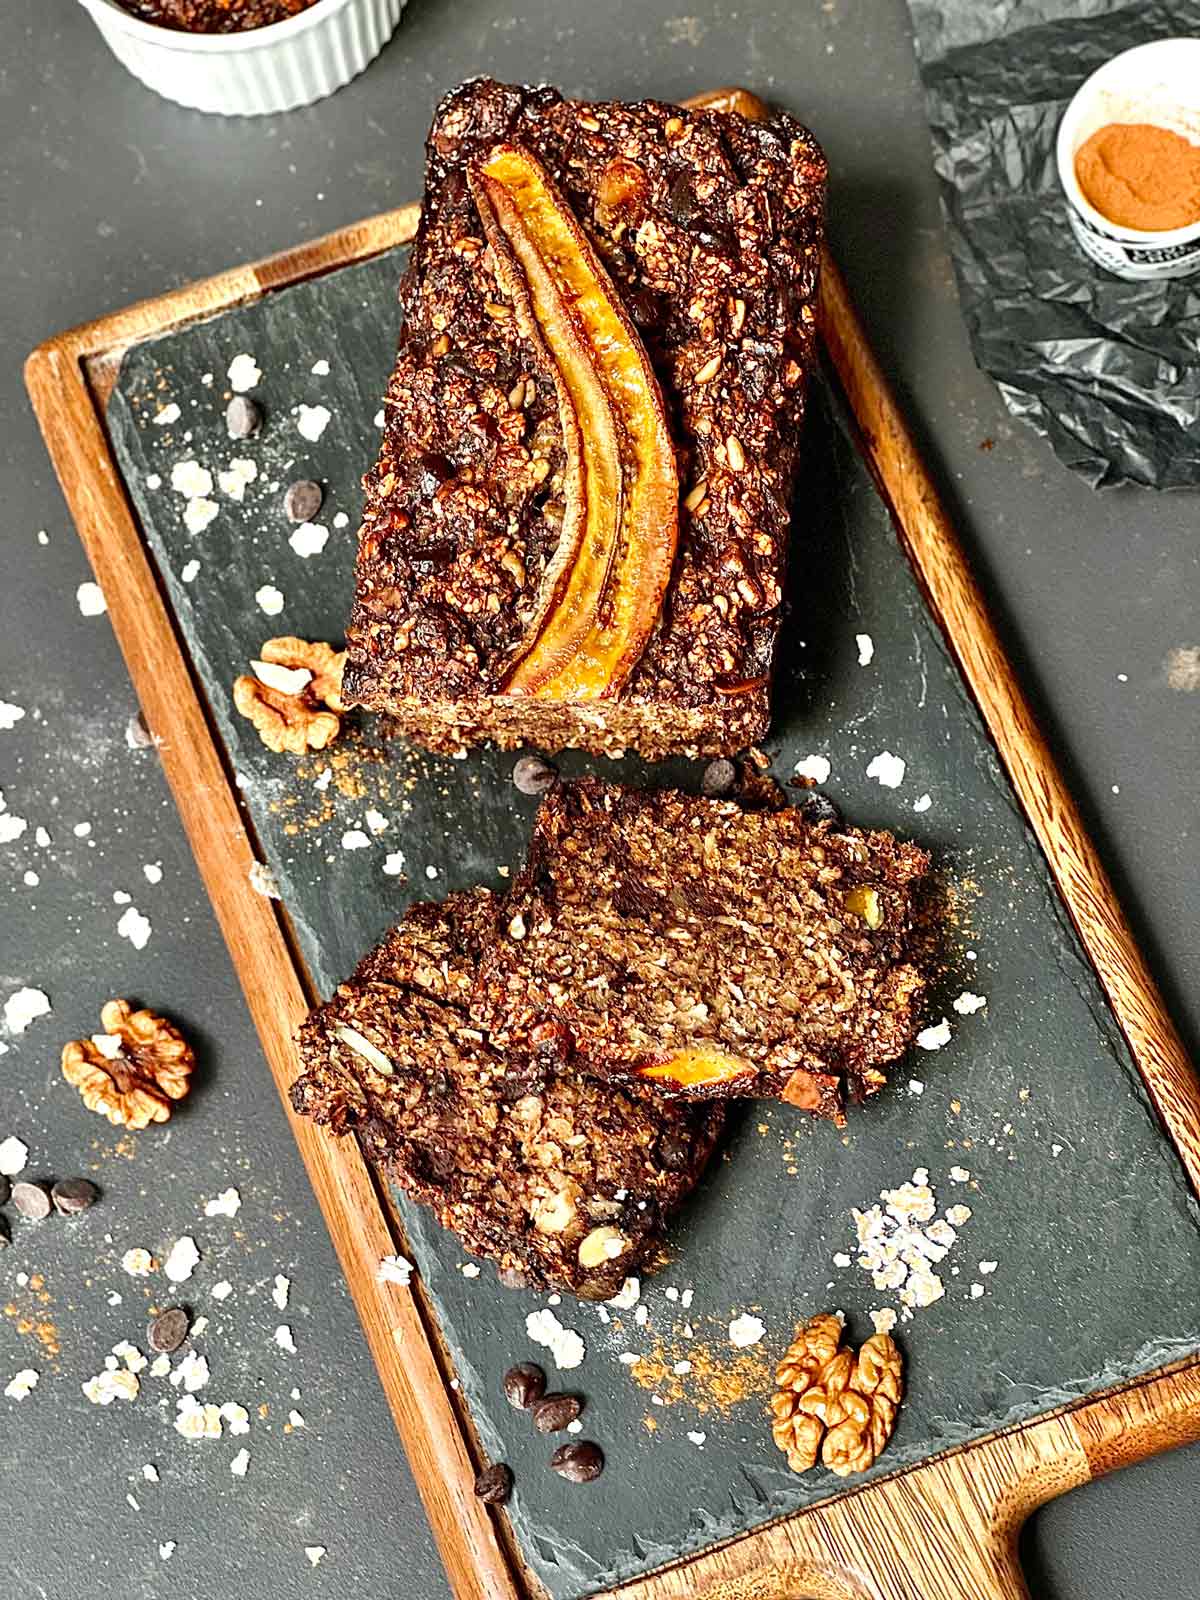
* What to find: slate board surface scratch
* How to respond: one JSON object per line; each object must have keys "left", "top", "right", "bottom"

{"left": 103, "top": 244, "right": 1200, "bottom": 1600}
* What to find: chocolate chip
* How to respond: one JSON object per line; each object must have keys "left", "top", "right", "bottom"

{"left": 797, "top": 790, "right": 841, "bottom": 827}
{"left": 225, "top": 395, "right": 262, "bottom": 440}
{"left": 11, "top": 1181, "right": 51, "bottom": 1221}
{"left": 668, "top": 171, "right": 697, "bottom": 224}
{"left": 656, "top": 1130, "right": 693, "bottom": 1172}
{"left": 532, "top": 1393, "right": 582, "bottom": 1433}
{"left": 51, "top": 1178, "right": 100, "bottom": 1215}
{"left": 283, "top": 479, "right": 323, "bottom": 523}
{"left": 473, "top": 1462, "right": 513, "bottom": 1505}
{"left": 148, "top": 1307, "right": 190, "bottom": 1355}
{"left": 512, "top": 755, "right": 557, "bottom": 797}
{"left": 550, "top": 1441, "right": 604, "bottom": 1482}
{"left": 503, "top": 1361, "right": 546, "bottom": 1410}
{"left": 0, "top": 1174, "right": 9, "bottom": 1207}
{"left": 701, "top": 758, "right": 738, "bottom": 797}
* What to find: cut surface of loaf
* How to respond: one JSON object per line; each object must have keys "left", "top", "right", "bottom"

{"left": 291, "top": 890, "right": 724, "bottom": 1298}
{"left": 344, "top": 77, "right": 827, "bottom": 759}
{"left": 474, "top": 781, "right": 931, "bottom": 1119}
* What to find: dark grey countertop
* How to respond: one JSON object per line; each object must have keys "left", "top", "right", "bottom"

{"left": 2, "top": 1, "right": 1197, "bottom": 1596}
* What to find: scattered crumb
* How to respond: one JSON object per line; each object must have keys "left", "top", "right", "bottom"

{"left": 686, "top": 1429, "right": 706, "bottom": 1446}
{"left": 227, "top": 354, "right": 262, "bottom": 393}
{"left": 855, "top": 632, "right": 874, "bottom": 666}
{"left": 170, "top": 460, "right": 214, "bottom": 500}
{"left": 272, "top": 1275, "right": 291, "bottom": 1310}
{"left": 0, "top": 701, "right": 27, "bottom": 731}
{"left": 525, "top": 1308, "right": 585, "bottom": 1370}
{"left": 122, "top": 1247, "right": 155, "bottom": 1277}
{"left": 211, "top": 1281, "right": 233, "bottom": 1301}
{"left": 376, "top": 1254, "right": 413, "bottom": 1287}
{"left": 180, "top": 559, "right": 200, "bottom": 584}
{"left": 952, "top": 991, "right": 987, "bottom": 1016}
{"left": 255, "top": 585, "right": 285, "bottom": 616}
{"left": 218, "top": 459, "right": 258, "bottom": 502}
{"left": 289, "top": 522, "right": 329, "bottom": 559}
{"left": 5, "top": 1368, "right": 38, "bottom": 1401}
{"left": 159, "top": 1542, "right": 176, "bottom": 1561}
{"left": 274, "top": 1325, "right": 297, "bottom": 1355}
{"left": 728, "top": 1314, "right": 765, "bottom": 1349}
{"left": 305, "top": 1547, "right": 327, "bottom": 1568}
{"left": 916, "top": 1017, "right": 951, "bottom": 1051}
{"left": 866, "top": 750, "right": 906, "bottom": 788}
{"left": 979, "top": 1260, "right": 998, "bottom": 1275}
{"left": 249, "top": 861, "right": 281, "bottom": 899}
{"left": 793, "top": 754, "right": 831, "bottom": 784}
{"left": 870, "top": 1307, "right": 898, "bottom": 1336}
{"left": 77, "top": 581, "right": 107, "bottom": 617}
{"left": 461, "top": 1263, "right": 481, "bottom": 1279}
{"left": 204, "top": 1188, "right": 241, "bottom": 1219}
{"left": 230, "top": 1447, "right": 251, "bottom": 1478}
{"left": 0, "top": 1135, "right": 30, "bottom": 1174}
{"left": 296, "top": 405, "right": 332, "bottom": 442}
{"left": 152, "top": 403, "right": 181, "bottom": 426}
{"left": 913, "top": 793, "right": 932, "bottom": 813}
{"left": 907, "top": 1079, "right": 925, "bottom": 1096}
{"left": 163, "top": 1236, "right": 201, "bottom": 1283}
{"left": 83, "top": 1367, "right": 139, "bottom": 1405}
{"left": 4, "top": 990, "right": 50, "bottom": 1035}
{"left": 221, "top": 1402, "right": 250, "bottom": 1435}
{"left": 949, "top": 1166, "right": 971, "bottom": 1183}
{"left": 170, "top": 1351, "right": 210, "bottom": 1393}
{"left": 382, "top": 852, "right": 406, "bottom": 877}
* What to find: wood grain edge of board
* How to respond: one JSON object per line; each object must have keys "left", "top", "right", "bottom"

{"left": 607, "top": 1358, "right": 1200, "bottom": 1600}
{"left": 21, "top": 81, "right": 1200, "bottom": 1600}
{"left": 21, "top": 335, "right": 531, "bottom": 1600}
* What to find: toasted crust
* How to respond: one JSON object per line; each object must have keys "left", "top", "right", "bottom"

{"left": 291, "top": 890, "right": 723, "bottom": 1298}
{"left": 474, "top": 781, "right": 931, "bottom": 1118}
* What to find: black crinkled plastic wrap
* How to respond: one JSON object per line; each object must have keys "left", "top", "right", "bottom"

{"left": 906, "top": 0, "right": 1200, "bottom": 488}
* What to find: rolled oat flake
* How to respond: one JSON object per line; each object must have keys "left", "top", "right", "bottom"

{"left": 473, "top": 1462, "right": 514, "bottom": 1505}
{"left": 12, "top": 1181, "right": 51, "bottom": 1221}
{"left": 283, "top": 479, "right": 324, "bottom": 524}
{"left": 550, "top": 1441, "right": 604, "bottom": 1483}
{"left": 148, "top": 1307, "right": 190, "bottom": 1355}
{"left": 51, "top": 1178, "right": 100, "bottom": 1215}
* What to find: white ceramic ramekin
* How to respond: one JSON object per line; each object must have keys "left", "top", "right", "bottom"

{"left": 1056, "top": 38, "right": 1200, "bottom": 281}
{"left": 75, "top": 0, "right": 405, "bottom": 117}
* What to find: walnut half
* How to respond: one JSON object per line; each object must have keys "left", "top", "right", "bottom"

{"left": 770, "top": 1313, "right": 903, "bottom": 1478}
{"left": 233, "top": 636, "right": 346, "bottom": 755}
{"left": 61, "top": 1000, "right": 195, "bottom": 1130}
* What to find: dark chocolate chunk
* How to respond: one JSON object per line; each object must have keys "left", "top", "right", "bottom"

{"left": 512, "top": 755, "right": 557, "bottom": 797}
{"left": 225, "top": 395, "right": 262, "bottom": 439}
{"left": 283, "top": 479, "right": 323, "bottom": 524}
{"left": 148, "top": 1307, "right": 190, "bottom": 1354}
{"left": 549, "top": 1441, "right": 604, "bottom": 1482}
{"left": 11, "top": 1181, "right": 51, "bottom": 1221}
{"left": 531, "top": 1393, "right": 582, "bottom": 1433}
{"left": 503, "top": 1361, "right": 546, "bottom": 1410}
{"left": 473, "top": 1462, "right": 513, "bottom": 1504}
{"left": 51, "top": 1178, "right": 100, "bottom": 1215}
{"left": 700, "top": 758, "right": 738, "bottom": 797}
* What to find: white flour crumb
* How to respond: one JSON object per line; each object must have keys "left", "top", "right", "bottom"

{"left": 142, "top": 1464, "right": 159, "bottom": 1482}
{"left": 979, "top": 1260, "right": 998, "bottom": 1275}
{"left": 117, "top": 906, "right": 152, "bottom": 951}
{"left": 181, "top": 559, "right": 200, "bottom": 583}
{"left": 0, "top": 1136, "right": 29, "bottom": 1174}
{"left": 170, "top": 460, "right": 213, "bottom": 499}
{"left": 728, "top": 1314, "right": 765, "bottom": 1349}
{"left": 832, "top": 1251, "right": 851, "bottom": 1268}
{"left": 866, "top": 750, "right": 906, "bottom": 788}
{"left": 73, "top": 821, "right": 92, "bottom": 838}
{"left": 686, "top": 1430, "right": 706, "bottom": 1447}
{"left": 149, "top": 1354, "right": 171, "bottom": 1378}
{"left": 311, "top": 359, "right": 330, "bottom": 376}
{"left": 34, "top": 826, "right": 50, "bottom": 846}
{"left": 84, "top": 1368, "right": 139, "bottom": 1405}
{"left": 289, "top": 521, "right": 329, "bottom": 558}
{"left": 272, "top": 1275, "right": 290, "bottom": 1310}
{"left": 274, "top": 1325, "right": 297, "bottom": 1355}
{"left": 618, "top": 1352, "right": 640, "bottom": 1366}
{"left": 212, "top": 1280, "right": 233, "bottom": 1301}
{"left": 525, "top": 1308, "right": 585, "bottom": 1370}
{"left": 855, "top": 632, "right": 875, "bottom": 666}
{"left": 305, "top": 1548, "right": 326, "bottom": 1568}
{"left": 341, "top": 829, "right": 369, "bottom": 851}
{"left": 952, "top": 991, "right": 988, "bottom": 1016}
{"left": 376, "top": 1254, "right": 413, "bottom": 1286}
{"left": 122, "top": 1247, "right": 155, "bottom": 1277}
{"left": 145, "top": 473, "right": 162, "bottom": 490}
{"left": 4, "top": 990, "right": 50, "bottom": 1035}
{"left": 1051, "top": 1143, "right": 1064, "bottom": 1157}
{"left": 333, "top": 511, "right": 350, "bottom": 529}
{"left": 220, "top": 1403, "right": 250, "bottom": 1435}
{"left": 793, "top": 753, "right": 831, "bottom": 784}
{"left": 153, "top": 403, "right": 181, "bottom": 426}
{"left": 461, "top": 1263, "right": 481, "bottom": 1279}
{"left": 0, "top": 812, "right": 28, "bottom": 844}
{"left": 169, "top": 1351, "right": 210, "bottom": 1393}
{"left": 373, "top": 409, "right": 385, "bottom": 428}
{"left": 106, "top": 1292, "right": 122, "bottom": 1307}
{"left": 255, "top": 585, "right": 284, "bottom": 616}
{"left": 143, "top": 862, "right": 163, "bottom": 884}
{"left": 230, "top": 1447, "right": 251, "bottom": 1478}
{"left": 913, "top": 793, "right": 932, "bottom": 812}
{"left": 946, "top": 1204, "right": 972, "bottom": 1225}
{"left": 227, "top": 354, "right": 262, "bottom": 393}
{"left": 949, "top": 1166, "right": 971, "bottom": 1183}
{"left": 183, "top": 497, "right": 219, "bottom": 535}
{"left": 673, "top": 1359, "right": 692, "bottom": 1375}
{"left": 163, "top": 1235, "right": 200, "bottom": 1283}
{"left": 296, "top": 404, "right": 332, "bottom": 442}
{"left": 5, "top": 1368, "right": 38, "bottom": 1401}
{"left": 218, "top": 458, "right": 258, "bottom": 502}
{"left": 870, "top": 1307, "right": 898, "bottom": 1336}
{"left": 77, "top": 581, "right": 107, "bottom": 617}
{"left": 908, "top": 1078, "right": 925, "bottom": 1095}
{"left": 204, "top": 1188, "right": 241, "bottom": 1219}
{"left": 916, "top": 1017, "right": 951, "bottom": 1051}
{"left": 382, "top": 852, "right": 406, "bottom": 877}
{"left": 22, "top": 871, "right": 38, "bottom": 888}
{"left": 126, "top": 1494, "right": 140, "bottom": 1512}
{"left": 190, "top": 1317, "right": 209, "bottom": 1338}
{"left": 0, "top": 700, "right": 26, "bottom": 731}
{"left": 159, "top": 1542, "right": 176, "bottom": 1561}
{"left": 424, "top": 865, "right": 439, "bottom": 880}
{"left": 634, "top": 1305, "right": 648, "bottom": 1327}
{"left": 680, "top": 1288, "right": 694, "bottom": 1309}
{"left": 970, "top": 1283, "right": 985, "bottom": 1300}
{"left": 365, "top": 808, "right": 388, "bottom": 834}
{"left": 289, "top": 1409, "right": 305, "bottom": 1427}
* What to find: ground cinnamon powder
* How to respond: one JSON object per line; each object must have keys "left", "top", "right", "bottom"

{"left": 1075, "top": 122, "right": 1200, "bottom": 232}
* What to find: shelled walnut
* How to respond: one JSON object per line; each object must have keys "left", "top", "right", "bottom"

{"left": 770, "top": 1313, "right": 903, "bottom": 1478}
{"left": 61, "top": 1000, "right": 195, "bottom": 1130}
{"left": 233, "top": 637, "right": 346, "bottom": 754}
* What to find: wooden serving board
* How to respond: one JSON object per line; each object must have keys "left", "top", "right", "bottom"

{"left": 26, "top": 87, "right": 1200, "bottom": 1600}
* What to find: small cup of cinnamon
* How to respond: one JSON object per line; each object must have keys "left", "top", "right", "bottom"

{"left": 1056, "top": 37, "right": 1200, "bottom": 280}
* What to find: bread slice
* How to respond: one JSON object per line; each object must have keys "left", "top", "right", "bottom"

{"left": 474, "top": 781, "right": 931, "bottom": 1119}
{"left": 291, "top": 890, "right": 723, "bottom": 1298}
